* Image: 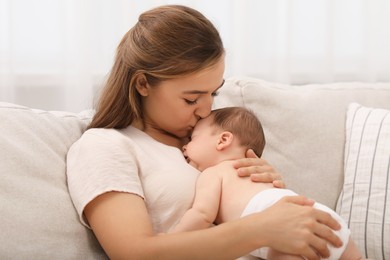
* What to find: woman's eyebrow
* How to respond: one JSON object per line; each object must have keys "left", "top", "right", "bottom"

{"left": 183, "top": 79, "right": 225, "bottom": 94}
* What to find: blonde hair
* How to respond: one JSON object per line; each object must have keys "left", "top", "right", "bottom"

{"left": 89, "top": 5, "right": 224, "bottom": 129}
{"left": 211, "top": 107, "right": 266, "bottom": 157}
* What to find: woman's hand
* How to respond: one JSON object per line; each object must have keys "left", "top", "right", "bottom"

{"left": 233, "top": 149, "right": 285, "bottom": 188}
{"left": 251, "top": 196, "right": 343, "bottom": 259}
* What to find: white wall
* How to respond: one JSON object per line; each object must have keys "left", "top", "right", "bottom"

{"left": 1, "top": 0, "right": 389, "bottom": 112}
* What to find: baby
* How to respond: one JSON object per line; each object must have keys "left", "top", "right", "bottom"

{"left": 171, "top": 106, "right": 361, "bottom": 259}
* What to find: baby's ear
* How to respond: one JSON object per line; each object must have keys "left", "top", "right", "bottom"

{"left": 217, "top": 131, "right": 233, "bottom": 150}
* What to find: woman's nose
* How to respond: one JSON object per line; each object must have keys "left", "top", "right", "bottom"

{"left": 195, "top": 100, "right": 212, "bottom": 119}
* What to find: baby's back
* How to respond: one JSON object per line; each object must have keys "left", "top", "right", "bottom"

{"left": 211, "top": 160, "right": 273, "bottom": 224}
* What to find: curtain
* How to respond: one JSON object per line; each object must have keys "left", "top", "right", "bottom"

{"left": 1, "top": 0, "right": 389, "bottom": 112}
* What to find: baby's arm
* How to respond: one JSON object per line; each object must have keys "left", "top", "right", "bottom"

{"left": 171, "top": 168, "right": 222, "bottom": 232}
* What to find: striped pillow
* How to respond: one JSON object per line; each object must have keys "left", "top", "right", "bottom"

{"left": 336, "top": 103, "right": 390, "bottom": 260}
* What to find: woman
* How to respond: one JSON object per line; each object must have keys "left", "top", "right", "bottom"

{"left": 66, "top": 5, "right": 342, "bottom": 259}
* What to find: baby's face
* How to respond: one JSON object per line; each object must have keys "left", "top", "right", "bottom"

{"left": 182, "top": 116, "right": 219, "bottom": 171}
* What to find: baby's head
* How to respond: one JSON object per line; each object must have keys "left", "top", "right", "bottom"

{"left": 183, "top": 106, "right": 266, "bottom": 171}
{"left": 210, "top": 107, "right": 266, "bottom": 157}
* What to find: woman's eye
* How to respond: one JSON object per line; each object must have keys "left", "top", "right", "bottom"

{"left": 212, "top": 91, "right": 219, "bottom": 97}
{"left": 185, "top": 99, "right": 198, "bottom": 105}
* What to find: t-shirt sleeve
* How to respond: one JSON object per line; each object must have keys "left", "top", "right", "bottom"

{"left": 66, "top": 129, "right": 143, "bottom": 228}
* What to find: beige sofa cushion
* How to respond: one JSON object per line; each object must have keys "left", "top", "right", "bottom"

{"left": 0, "top": 102, "right": 107, "bottom": 259}
{"left": 214, "top": 77, "right": 390, "bottom": 209}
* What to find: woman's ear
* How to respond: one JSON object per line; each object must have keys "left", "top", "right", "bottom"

{"left": 135, "top": 74, "right": 149, "bottom": 97}
{"left": 216, "top": 131, "right": 234, "bottom": 151}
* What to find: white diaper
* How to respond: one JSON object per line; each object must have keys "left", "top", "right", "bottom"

{"left": 240, "top": 188, "right": 350, "bottom": 260}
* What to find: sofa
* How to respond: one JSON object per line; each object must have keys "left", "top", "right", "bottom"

{"left": 1, "top": 77, "right": 389, "bottom": 259}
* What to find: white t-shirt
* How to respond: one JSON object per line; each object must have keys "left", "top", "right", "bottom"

{"left": 66, "top": 126, "right": 199, "bottom": 233}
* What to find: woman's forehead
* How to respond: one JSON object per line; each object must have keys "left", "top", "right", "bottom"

{"left": 172, "top": 58, "right": 225, "bottom": 92}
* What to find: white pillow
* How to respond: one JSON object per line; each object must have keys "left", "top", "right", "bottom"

{"left": 336, "top": 103, "right": 390, "bottom": 259}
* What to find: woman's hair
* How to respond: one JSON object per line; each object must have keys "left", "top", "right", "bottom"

{"left": 89, "top": 5, "right": 224, "bottom": 129}
{"left": 211, "top": 107, "right": 266, "bottom": 157}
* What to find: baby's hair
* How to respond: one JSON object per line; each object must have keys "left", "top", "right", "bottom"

{"left": 211, "top": 107, "right": 266, "bottom": 157}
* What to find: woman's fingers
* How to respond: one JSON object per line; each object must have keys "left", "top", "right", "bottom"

{"left": 283, "top": 195, "right": 315, "bottom": 207}
{"left": 237, "top": 166, "right": 274, "bottom": 177}
{"left": 234, "top": 160, "right": 276, "bottom": 176}
{"left": 234, "top": 157, "right": 285, "bottom": 186}
{"left": 249, "top": 171, "right": 279, "bottom": 181}
{"left": 234, "top": 151, "right": 286, "bottom": 185}
{"left": 233, "top": 158, "right": 265, "bottom": 170}
{"left": 305, "top": 233, "right": 330, "bottom": 259}
{"left": 290, "top": 198, "right": 343, "bottom": 257}
{"left": 301, "top": 246, "right": 322, "bottom": 260}
{"left": 245, "top": 148, "right": 258, "bottom": 158}
{"left": 313, "top": 211, "right": 342, "bottom": 248}
{"left": 264, "top": 196, "right": 343, "bottom": 259}
{"left": 304, "top": 213, "right": 343, "bottom": 259}
{"left": 272, "top": 179, "right": 286, "bottom": 189}
{"left": 257, "top": 198, "right": 324, "bottom": 258}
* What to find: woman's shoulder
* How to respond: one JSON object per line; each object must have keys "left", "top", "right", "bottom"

{"left": 67, "top": 127, "right": 141, "bottom": 174}
{"left": 83, "top": 127, "right": 123, "bottom": 138}
{"left": 71, "top": 126, "right": 164, "bottom": 156}
{"left": 68, "top": 127, "right": 134, "bottom": 156}
{"left": 79, "top": 126, "right": 141, "bottom": 144}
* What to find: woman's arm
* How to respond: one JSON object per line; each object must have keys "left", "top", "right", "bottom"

{"left": 85, "top": 191, "right": 342, "bottom": 260}
{"left": 234, "top": 149, "right": 285, "bottom": 188}
{"left": 85, "top": 192, "right": 256, "bottom": 259}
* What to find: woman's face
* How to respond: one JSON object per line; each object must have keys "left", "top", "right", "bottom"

{"left": 140, "top": 57, "right": 225, "bottom": 144}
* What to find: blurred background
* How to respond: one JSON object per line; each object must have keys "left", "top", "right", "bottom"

{"left": 1, "top": 0, "right": 389, "bottom": 112}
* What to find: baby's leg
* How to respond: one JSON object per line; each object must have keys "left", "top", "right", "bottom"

{"left": 267, "top": 248, "right": 303, "bottom": 259}
{"left": 339, "top": 237, "right": 362, "bottom": 260}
